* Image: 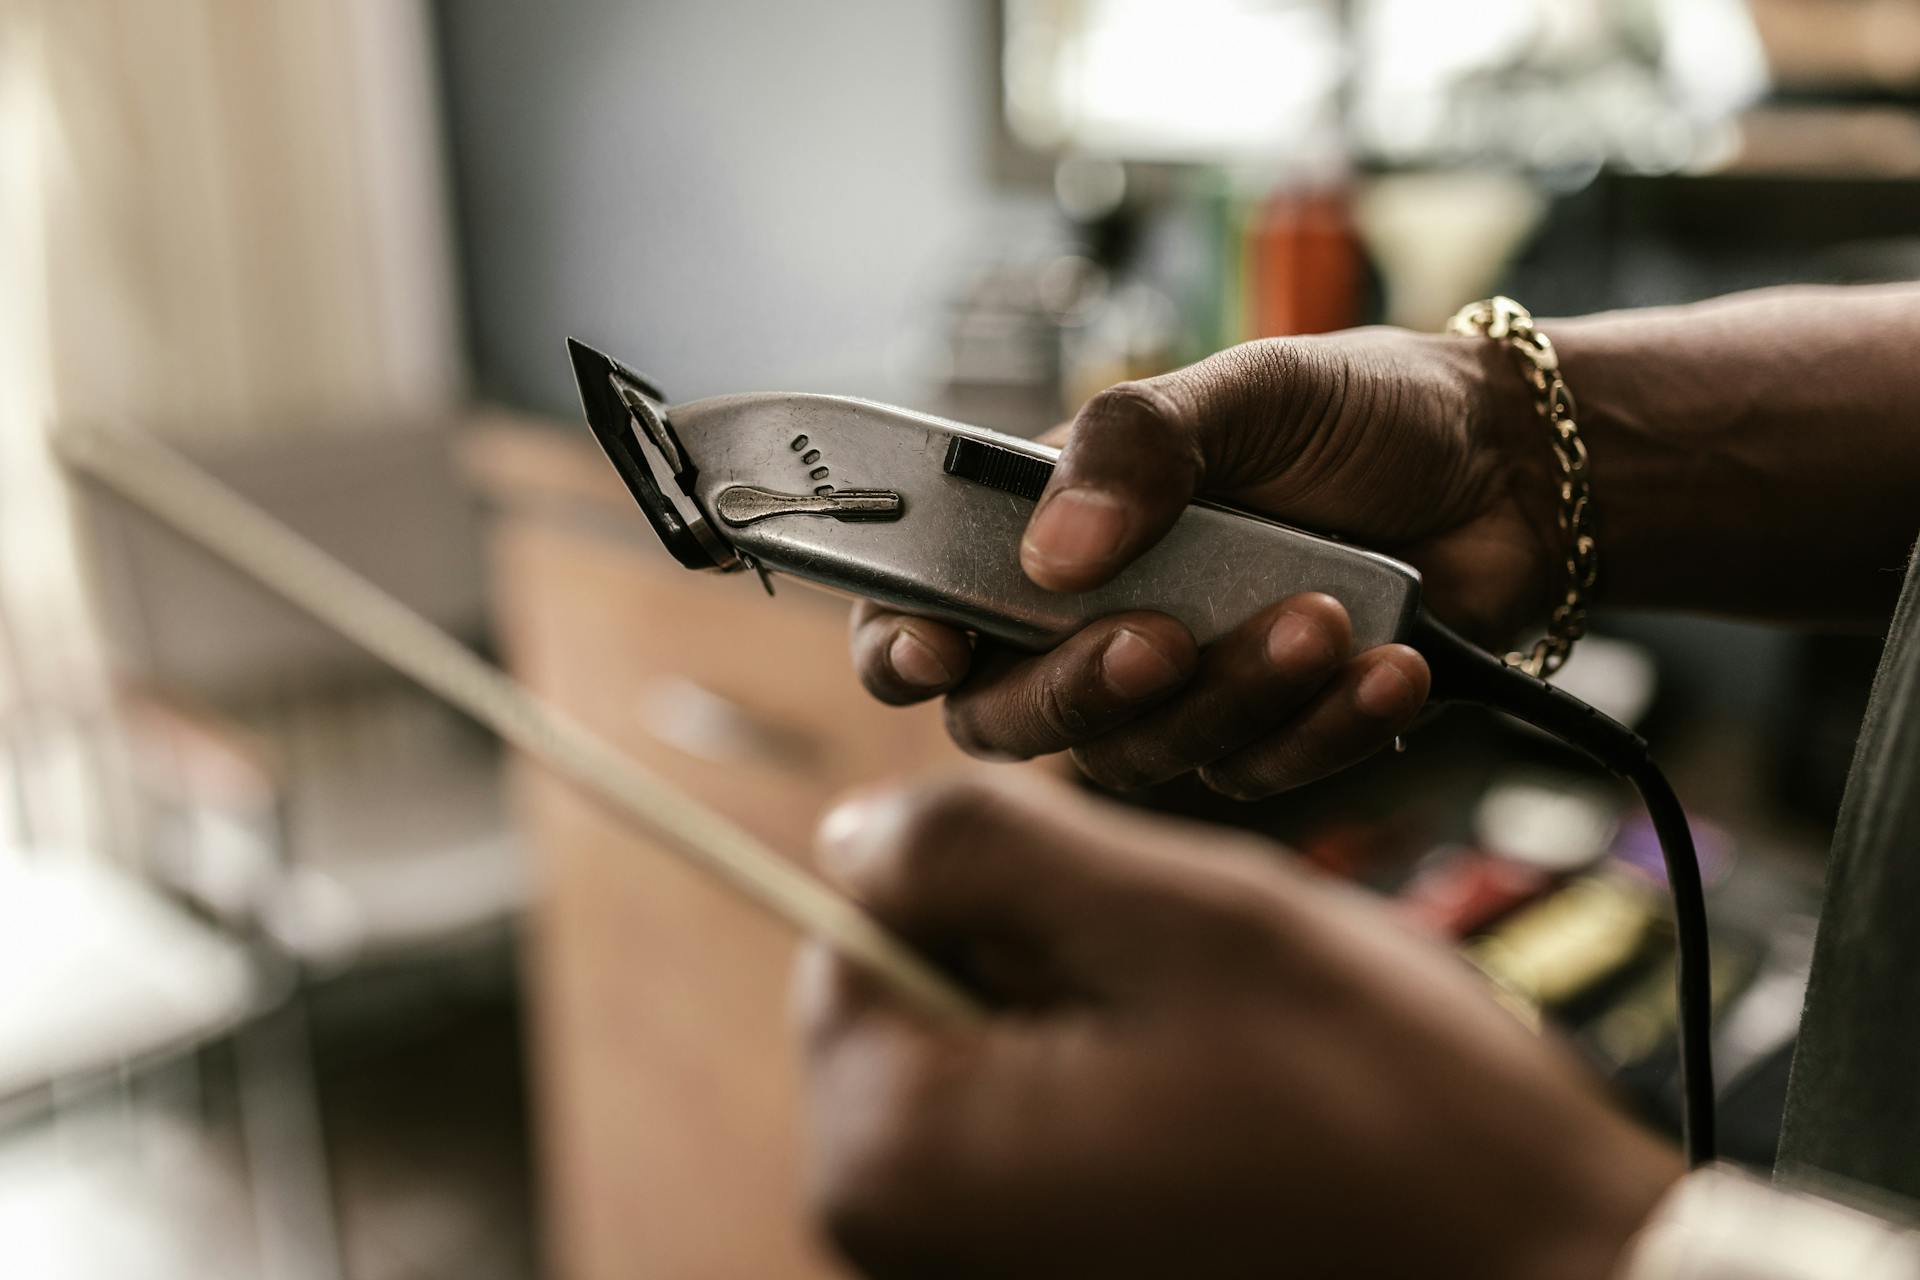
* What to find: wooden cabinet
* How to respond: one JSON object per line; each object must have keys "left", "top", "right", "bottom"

{"left": 466, "top": 423, "right": 986, "bottom": 1278}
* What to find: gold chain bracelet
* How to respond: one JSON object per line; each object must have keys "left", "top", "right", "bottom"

{"left": 1446, "top": 296, "right": 1596, "bottom": 678}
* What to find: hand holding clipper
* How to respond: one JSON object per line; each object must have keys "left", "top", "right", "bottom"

{"left": 844, "top": 326, "right": 1561, "bottom": 797}
{"left": 569, "top": 314, "right": 1714, "bottom": 1167}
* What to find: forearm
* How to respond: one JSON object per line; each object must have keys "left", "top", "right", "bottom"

{"left": 1485, "top": 284, "right": 1920, "bottom": 627}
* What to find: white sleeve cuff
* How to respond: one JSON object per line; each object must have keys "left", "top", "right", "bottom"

{"left": 1617, "top": 1163, "right": 1920, "bottom": 1280}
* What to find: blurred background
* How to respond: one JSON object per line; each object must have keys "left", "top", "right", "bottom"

{"left": 2, "top": 0, "right": 1917, "bottom": 1275}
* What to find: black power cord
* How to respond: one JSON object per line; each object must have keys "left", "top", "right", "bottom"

{"left": 1415, "top": 613, "right": 1717, "bottom": 1167}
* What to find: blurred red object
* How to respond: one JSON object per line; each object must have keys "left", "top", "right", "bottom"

{"left": 1298, "top": 820, "right": 1402, "bottom": 880}
{"left": 1394, "top": 846, "right": 1554, "bottom": 940}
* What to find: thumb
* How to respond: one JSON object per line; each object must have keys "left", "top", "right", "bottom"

{"left": 1022, "top": 341, "right": 1316, "bottom": 592}
{"left": 1020, "top": 379, "right": 1205, "bottom": 592}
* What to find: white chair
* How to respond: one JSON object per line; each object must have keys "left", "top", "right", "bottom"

{"left": 78, "top": 421, "right": 526, "bottom": 977}
{"left": 0, "top": 596, "right": 338, "bottom": 1280}
{"left": 39, "top": 418, "right": 529, "bottom": 1279}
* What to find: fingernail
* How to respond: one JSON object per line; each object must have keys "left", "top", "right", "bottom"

{"left": 1355, "top": 662, "right": 1416, "bottom": 718}
{"left": 1021, "top": 487, "right": 1127, "bottom": 583}
{"left": 1100, "top": 627, "right": 1183, "bottom": 700}
{"left": 1265, "top": 610, "right": 1338, "bottom": 672}
{"left": 888, "top": 630, "right": 953, "bottom": 689}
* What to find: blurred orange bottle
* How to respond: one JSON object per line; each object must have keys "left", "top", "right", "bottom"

{"left": 1244, "top": 187, "right": 1363, "bottom": 339}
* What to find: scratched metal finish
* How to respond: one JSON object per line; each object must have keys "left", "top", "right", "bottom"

{"left": 671, "top": 393, "right": 1422, "bottom": 651}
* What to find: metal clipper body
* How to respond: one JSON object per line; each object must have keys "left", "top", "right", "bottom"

{"left": 568, "top": 339, "right": 1422, "bottom": 651}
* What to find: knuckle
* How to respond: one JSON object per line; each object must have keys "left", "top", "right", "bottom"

{"left": 1238, "top": 336, "right": 1311, "bottom": 391}
{"left": 1099, "top": 845, "right": 1290, "bottom": 968}
{"left": 940, "top": 695, "right": 992, "bottom": 757}
{"left": 1077, "top": 381, "right": 1202, "bottom": 468}
{"left": 1030, "top": 676, "right": 1089, "bottom": 744}
{"left": 942, "top": 665, "right": 1096, "bottom": 758}
{"left": 1283, "top": 716, "right": 1344, "bottom": 779}
{"left": 1205, "top": 897, "right": 1288, "bottom": 970}
{"left": 1184, "top": 338, "right": 1303, "bottom": 417}
{"left": 1180, "top": 867, "right": 1292, "bottom": 965}
{"left": 1259, "top": 723, "right": 1342, "bottom": 795}
{"left": 1084, "top": 378, "right": 1173, "bottom": 424}
{"left": 940, "top": 696, "right": 1022, "bottom": 761}
{"left": 885, "top": 775, "right": 997, "bottom": 868}
{"left": 1069, "top": 742, "right": 1152, "bottom": 793}
{"left": 1197, "top": 762, "right": 1273, "bottom": 803}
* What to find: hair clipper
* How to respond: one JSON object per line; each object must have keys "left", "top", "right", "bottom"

{"left": 566, "top": 338, "right": 1421, "bottom": 652}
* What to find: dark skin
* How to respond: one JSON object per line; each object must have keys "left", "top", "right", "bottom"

{"left": 851, "top": 284, "right": 1920, "bottom": 795}
{"left": 803, "top": 286, "right": 1920, "bottom": 1274}
{"left": 798, "top": 772, "right": 1682, "bottom": 1279}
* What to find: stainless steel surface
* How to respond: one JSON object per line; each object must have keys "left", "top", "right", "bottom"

{"left": 713, "top": 485, "right": 903, "bottom": 526}
{"left": 611, "top": 373, "right": 738, "bottom": 570}
{"left": 615, "top": 376, "right": 686, "bottom": 476}
{"left": 666, "top": 392, "right": 1423, "bottom": 650}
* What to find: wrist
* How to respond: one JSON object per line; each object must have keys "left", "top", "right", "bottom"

{"left": 1468, "top": 330, "right": 1565, "bottom": 561}
{"left": 1431, "top": 327, "right": 1566, "bottom": 635}
{"left": 1445, "top": 299, "right": 1604, "bottom": 673}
